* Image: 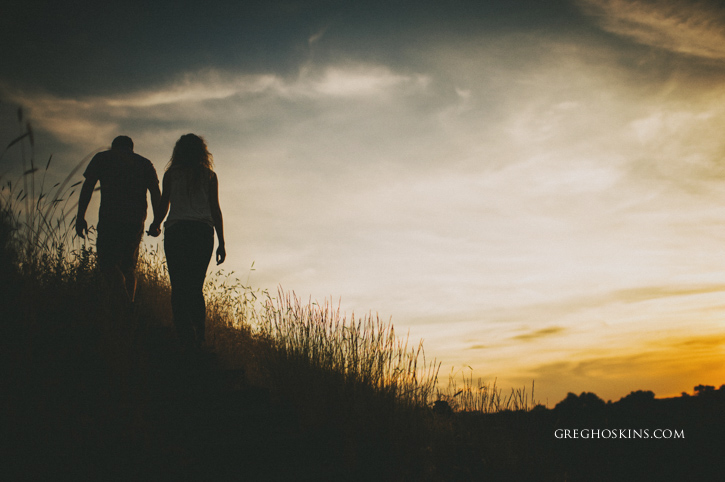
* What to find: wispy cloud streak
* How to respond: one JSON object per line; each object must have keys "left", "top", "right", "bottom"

{"left": 0, "top": 64, "right": 429, "bottom": 147}
{"left": 513, "top": 331, "right": 725, "bottom": 400}
{"left": 578, "top": 0, "right": 725, "bottom": 60}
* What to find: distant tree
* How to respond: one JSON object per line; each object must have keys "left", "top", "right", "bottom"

{"left": 694, "top": 385, "right": 715, "bottom": 396}
{"left": 554, "top": 392, "right": 606, "bottom": 412}
{"left": 618, "top": 390, "right": 655, "bottom": 405}
{"left": 693, "top": 384, "right": 725, "bottom": 401}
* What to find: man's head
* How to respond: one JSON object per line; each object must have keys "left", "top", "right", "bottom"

{"left": 111, "top": 136, "right": 134, "bottom": 151}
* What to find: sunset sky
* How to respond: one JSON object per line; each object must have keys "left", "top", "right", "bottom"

{"left": 2, "top": 0, "right": 725, "bottom": 404}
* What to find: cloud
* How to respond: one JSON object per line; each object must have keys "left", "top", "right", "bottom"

{"left": 104, "top": 65, "right": 428, "bottom": 107}
{"left": 0, "top": 62, "right": 434, "bottom": 167}
{"left": 105, "top": 73, "right": 283, "bottom": 108}
{"left": 306, "top": 66, "right": 429, "bottom": 98}
{"left": 0, "top": 90, "right": 117, "bottom": 148}
{"left": 613, "top": 284, "right": 725, "bottom": 303}
{"left": 512, "top": 326, "right": 566, "bottom": 342}
{"left": 3, "top": 62, "right": 429, "bottom": 125}
{"left": 308, "top": 24, "right": 330, "bottom": 45}
{"left": 486, "top": 283, "right": 725, "bottom": 334}
{"left": 578, "top": 0, "right": 725, "bottom": 60}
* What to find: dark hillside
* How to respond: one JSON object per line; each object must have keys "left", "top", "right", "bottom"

{"left": 3, "top": 251, "right": 724, "bottom": 481}
{"left": 433, "top": 389, "right": 725, "bottom": 481}
{"left": 2, "top": 297, "right": 361, "bottom": 481}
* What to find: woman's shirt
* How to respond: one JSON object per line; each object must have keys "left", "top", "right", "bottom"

{"left": 164, "top": 167, "right": 215, "bottom": 228}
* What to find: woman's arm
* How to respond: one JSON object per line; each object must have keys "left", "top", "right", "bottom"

{"left": 148, "top": 172, "right": 171, "bottom": 237}
{"left": 209, "top": 172, "right": 226, "bottom": 264}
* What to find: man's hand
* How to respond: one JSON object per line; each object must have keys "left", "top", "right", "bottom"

{"left": 75, "top": 218, "right": 88, "bottom": 239}
{"left": 147, "top": 222, "right": 161, "bottom": 237}
{"left": 216, "top": 244, "right": 226, "bottom": 265}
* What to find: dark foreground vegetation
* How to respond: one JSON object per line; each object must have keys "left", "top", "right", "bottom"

{"left": 2, "top": 116, "right": 724, "bottom": 481}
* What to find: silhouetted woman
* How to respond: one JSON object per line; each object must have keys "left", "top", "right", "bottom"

{"left": 149, "top": 134, "right": 225, "bottom": 354}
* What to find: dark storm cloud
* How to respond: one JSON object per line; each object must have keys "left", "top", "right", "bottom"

{"left": 3, "top": 0, "right": 321, "bottom": 94}
{"left": 1, "top": 0, "right": 583, "bottom": 96}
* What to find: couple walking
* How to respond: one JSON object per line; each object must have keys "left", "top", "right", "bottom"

{"left": 76, "top": 134, "right": 225, "bottom": 354}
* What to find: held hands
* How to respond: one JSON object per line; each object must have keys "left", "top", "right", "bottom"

{"left": 147, "top": 222, "right": 162, "bottom": 237}
{"left": 216, "top": 244, "right": 226, "bottom": 265}
{"left": 75, "top": 218, "right": 88, "bottom": 239}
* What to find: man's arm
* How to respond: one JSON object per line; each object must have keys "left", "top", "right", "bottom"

{"left": 147, "top": 172, "right": 170, "bottom": 237}
{"left": 148, "top": 178, "right": 162, "bottom": 229}
{"left": 75, "top": 175, "right": 97, "bottom": 239}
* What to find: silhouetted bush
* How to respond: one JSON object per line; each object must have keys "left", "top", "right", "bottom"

{"left": 554, "top": 391, "right": 606, "bottom": 413}
{"left": 617, "top": 389, "right": 656, "bottom": 407}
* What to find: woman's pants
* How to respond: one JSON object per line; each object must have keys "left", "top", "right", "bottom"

{"left": 164, "top": 221, "right": 214, "bottom": 351}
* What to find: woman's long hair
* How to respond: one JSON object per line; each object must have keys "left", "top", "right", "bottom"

{"left": 167, "top": 133, "right": 214, "bottom": 188}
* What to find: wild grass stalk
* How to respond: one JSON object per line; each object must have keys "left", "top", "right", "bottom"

{"left": 253, "top": 288, "right": 441, "bottom": 407}
{"left": 437, "top": 369, "right": 537, "bottom": 412}
{"left": 1, "top": 109, "right": 96, "bottom": 275}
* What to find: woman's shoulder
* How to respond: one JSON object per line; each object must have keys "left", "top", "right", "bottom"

{"left": 163, "top": 166, "right": 189, "bottom": 186}
{"left": 205, "top": 168, "right": 218, "bottom": 183}
{"left": 164, "top": 166, "right": 181, "bottom": 178}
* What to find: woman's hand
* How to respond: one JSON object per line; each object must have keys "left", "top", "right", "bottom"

{"left": 216, "top": 244, "right": 226, "bottom": 265}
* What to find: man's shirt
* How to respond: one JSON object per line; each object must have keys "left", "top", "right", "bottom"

{"left": 83, "top": 147, "right": 159, "bottom": 231}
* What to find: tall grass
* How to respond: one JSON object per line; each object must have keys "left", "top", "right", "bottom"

{"left": 257, "top": 289, "right": 441, "bottom": 405}
{"left": 1, "top": 108, "right": 96, "bottom": 276}
{"left": 439, "top": 369, "right": 535, "bottom": 412}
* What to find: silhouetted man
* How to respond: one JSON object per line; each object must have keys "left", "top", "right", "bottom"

{"left": 76, "top": 136, "right": 160, "bottom": 303}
